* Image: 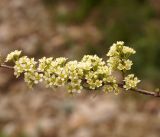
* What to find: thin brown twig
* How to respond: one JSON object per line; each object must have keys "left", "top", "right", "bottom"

{"left": 0, "top": 64, "right": 159, "bottom": 97}
{"left": 132, "top": 88, "right": 160, "bottom": 97}
{"left": 0, "top": 64, "right": 14, "bottom": 69}
{"left": 118, "top": 83, "right": 160, "bottom": 97}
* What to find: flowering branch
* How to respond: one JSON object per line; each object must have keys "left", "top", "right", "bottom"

{"left": 0, "top": 41, "right": 159, "bottom": 97}
{"left": 0, "top": 63, "right": 159, "bottom": 97}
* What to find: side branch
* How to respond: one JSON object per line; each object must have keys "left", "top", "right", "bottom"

{"left": 131, "top": 88, "right": 160, "bottom": 97}
{"left": 0, "top": 64, "right": 159, "bottom": 97}
{"left": 0, "top": 64, "right": 14, "bottom": 69}
{"left": 118, "top": 83, "right": 160, "bottom": 97}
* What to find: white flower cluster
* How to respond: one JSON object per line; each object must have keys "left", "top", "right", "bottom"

{"left": 123, "top": 74, "right": 141, "bottom": 90}
{"left": 13, "top": 56, "right": 43, "bottom": 87}
{"left": 65, "top": 61, "right": 83, "bottom": 93}
{"left": 107, "top": 41, "right": 135, "bottom": 71}
{"left": 81, "top": 55, "right": 113, "bottom": 90}
{"left": 24, "top": 72, "right": 43, "bottom": 87}
{"left": 103, "top": 84, "right": 119, "bottom": 95}
{"left": 14, "top": 56, "right": 37, "bottom": 77}
{"left": 5, "top": 50, "right": 21, "bottom": 62}
{"left": 39, "top": 57, "right": 68, "bottom": 88}
{"left": 4, "top": 41, "right": 140, "bottom": 94}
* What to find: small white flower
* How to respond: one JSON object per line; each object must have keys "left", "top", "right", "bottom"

{"left": 123, "top": 46, "right": 136, "bottom": 54}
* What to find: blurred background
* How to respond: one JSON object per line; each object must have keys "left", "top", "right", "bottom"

{"left": 0, "top": 0, "right": 160, "bottom": 137}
